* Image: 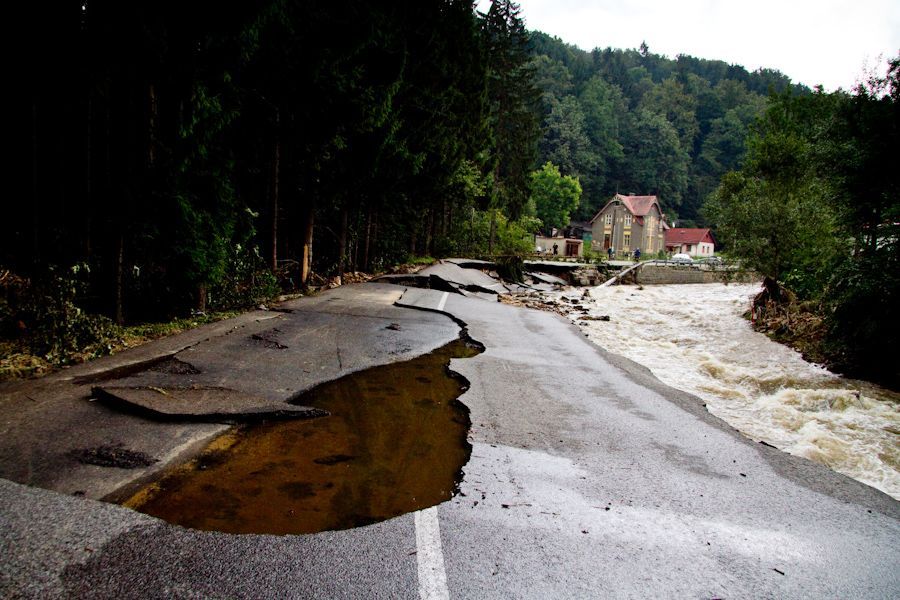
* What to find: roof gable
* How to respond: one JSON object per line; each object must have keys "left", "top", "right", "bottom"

{"left": 589, "top": 194, "right": 662, "bottom": 223}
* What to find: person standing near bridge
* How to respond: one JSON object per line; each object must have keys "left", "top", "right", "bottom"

{"left": 634, "top": 248, "right": 641, "bottom": 261}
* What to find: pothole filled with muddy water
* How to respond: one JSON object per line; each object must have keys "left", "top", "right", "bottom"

{"left": 121, "top": 335, "right": 483, "bottom": 535}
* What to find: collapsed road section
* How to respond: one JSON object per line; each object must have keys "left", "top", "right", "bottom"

{"left": 374, "top": 258, "right": 603, "bottom": 297}
{"left": 0, "top": 284, "right": 462, "bottom": 503}
{"left": 120, "top": 333, "right": 483, "bottom": 535}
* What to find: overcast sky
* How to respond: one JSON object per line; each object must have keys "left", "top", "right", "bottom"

{"left": 478, "top": 0, "right": 900, "bottom": 91}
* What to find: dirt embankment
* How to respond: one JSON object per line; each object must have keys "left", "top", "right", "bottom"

{"left": 748, "top": 277, "right": 829, "bottom": 367}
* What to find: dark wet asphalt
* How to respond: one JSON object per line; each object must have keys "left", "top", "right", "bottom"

{"left": 2, "top": 283, "right": 899, "bottom": 599}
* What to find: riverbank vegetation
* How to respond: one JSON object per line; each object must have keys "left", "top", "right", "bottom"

{"left": 705, "top": 59, "right": 900, "bottom": 387}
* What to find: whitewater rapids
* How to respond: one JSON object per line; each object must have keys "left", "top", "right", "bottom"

{"left": 557, "top": 282, "right": 899, "bottom": 500}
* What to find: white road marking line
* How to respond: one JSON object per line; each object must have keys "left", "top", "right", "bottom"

{"left": 415, "top": 507, "right": 450, "bottom": 600}
{"left": 413, "top": 293, "right": 452, "bottom": 599}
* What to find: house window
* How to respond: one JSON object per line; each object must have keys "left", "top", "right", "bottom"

{"left": 604, "top": 213, "right": 612, "bottom": 226}
{"left": 625, "top": 214, "right": 632, "bottom": 226}
{"left": 623, "top": 233, "right": 631, "bottom": 248}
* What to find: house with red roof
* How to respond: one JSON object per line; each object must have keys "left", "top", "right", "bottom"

{"left": 665, "top": 228, "right": 716, "bottom": 256}
{"left": 589, "top": 194, "right": 667, "bottom": 257}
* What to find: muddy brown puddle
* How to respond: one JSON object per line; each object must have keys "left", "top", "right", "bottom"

{"left": 122, "top": 336, "right": 483, "bottom": 535}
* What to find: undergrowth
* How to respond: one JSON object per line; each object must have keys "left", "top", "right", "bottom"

{"left": 0, "top": 265, "right": 242, "bottom": 382}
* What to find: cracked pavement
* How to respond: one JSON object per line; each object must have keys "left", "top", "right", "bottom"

{"left": 1, "top": 279, "right": 898, "bottom": 598}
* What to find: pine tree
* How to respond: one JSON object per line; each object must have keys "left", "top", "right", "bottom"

{"left": 481, "top": 0, "right": 540, "bottom": 222}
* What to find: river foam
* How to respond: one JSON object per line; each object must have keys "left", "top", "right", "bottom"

{"left": 555, "top": 282, "right": 899, "bottom": 500}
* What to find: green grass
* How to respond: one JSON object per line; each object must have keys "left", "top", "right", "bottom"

{"left": 407, "top": 255, "right": 437, "bottom": 266}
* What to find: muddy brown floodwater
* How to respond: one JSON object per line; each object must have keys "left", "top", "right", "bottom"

{"left": 122, "top": 335, "right": 483, "bottom": 535}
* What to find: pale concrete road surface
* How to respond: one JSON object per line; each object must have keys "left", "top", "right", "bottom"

{"left": 1, "top": 282, "right": 898, "bottom": 598}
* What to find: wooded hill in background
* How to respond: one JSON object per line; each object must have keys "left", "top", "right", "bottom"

{"left": 528, "top": 33, "right": 808, "bottom": 224}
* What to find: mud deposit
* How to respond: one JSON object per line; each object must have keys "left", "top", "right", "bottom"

{"left": 122, "top": 336, "right": 483, "bottom": 534}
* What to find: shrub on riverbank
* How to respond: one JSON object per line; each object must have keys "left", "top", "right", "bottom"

{"left": 749, "top": 277, "right": 898, "bottom": 389}
{"left": 706, "top": 57, "right": 900, "bottom": 390}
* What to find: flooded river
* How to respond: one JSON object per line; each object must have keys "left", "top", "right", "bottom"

{"left": 559, "top": 283, "right": 900, "bottom": 500}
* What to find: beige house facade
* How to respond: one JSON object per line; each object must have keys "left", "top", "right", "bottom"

{"left": 589, "top": 194, "right": 667, "bottom": 256}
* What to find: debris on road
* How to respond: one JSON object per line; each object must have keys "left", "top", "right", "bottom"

{"left": 68, "top": 444, "right": 157, "bottom": 469}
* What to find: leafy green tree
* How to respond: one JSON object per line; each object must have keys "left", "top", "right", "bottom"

{"left": 640, "top": 77, "right": 700, "bottom": 152}
{"left": 540, "top": 97, "right": 596, "bottom": 179}
{"left": 816, "top": 58, "right": 900, "bottom": 384}
{"left": 703, "top": 58, "right": 900, "bottom": 385}
{"left": 576, "top": 76, "right": 627, "bottom": 215}
{"left": 622, "top": 109, "right": 689, "bottom": 211}
{"left": 704, "top": 172, "right": 839, "bottom": 295}
{"left": 529, "top": 55, "right": 574, "bottom": 108}
{"left": 530, "top": 162, "right": 582, "bottom": 231}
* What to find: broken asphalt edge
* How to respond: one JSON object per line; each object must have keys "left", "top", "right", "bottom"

{"left": 90, "top": 386, "right": 329, "bottom": 424}
{"left": 393, "top": 273, "right": 899, "bottom": 519}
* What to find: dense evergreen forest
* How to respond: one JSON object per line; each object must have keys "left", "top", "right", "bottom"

{"left": 528, "top": 34, "right": 807, "bottom": 223}
{"left": 8, "top": 0, "right": 541, "bottom": 329}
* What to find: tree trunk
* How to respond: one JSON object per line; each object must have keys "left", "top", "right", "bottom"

{"left": 447, "top": 201, "right": 453, "bottom": 238}
{"left": 488, "top": 209, "right": 497, "bottom": 255}
{"left": 425, "top": 208, "right": 434, "bottom": 257}
{"left": 370, "top": 213, "right": 379, "bottom": 270}
{"left": 338, "top": 205, "right": 348, "bottom": 281}
{"left": 271, "top": 110, "right": 280, "bottom": 271}
{"left": 197, "top": 284, "right": 207, "bottom": 313}
{"left": 301, "top": 206, "right": 314, "bottom": 287}
{"left": 31, "top": 101, "right": 40, "bottom": 263}
{"left": 351, "top": 208, "right": 359, "bottom": 272}
{"left": 363, "top": 206, "right": 372, "bottom": 271}
{"left": 84, "top": 94, "right": 92, "bottom": 258}
{"left": 147, "top": 83, "right": 157, "bottom": 166}
{"left": 115, "top": 233, "right": 124, "bottom": 325}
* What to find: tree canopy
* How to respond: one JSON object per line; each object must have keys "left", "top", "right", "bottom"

{"left": 703, "top": 57, "right": 900, "bottom": 386}
{"left": 528, "top": 34, "right": 806, "bottom": 223}
{"left": 530, "top": 162, "right": 582, "bottom": 231}
{"left": 6, "top": 0, "right": 542, "bottom": 331}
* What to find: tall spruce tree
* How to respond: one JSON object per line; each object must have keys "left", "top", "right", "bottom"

{"left": 482, "top": 0, "right": 540, "bottom": 222}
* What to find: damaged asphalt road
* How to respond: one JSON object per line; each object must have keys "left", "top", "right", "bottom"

{"left": 1, "top": 269, "right": 899, "bottom": 598}
{"left": 0, "top": 284, "right": 457, "bottom": 501}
